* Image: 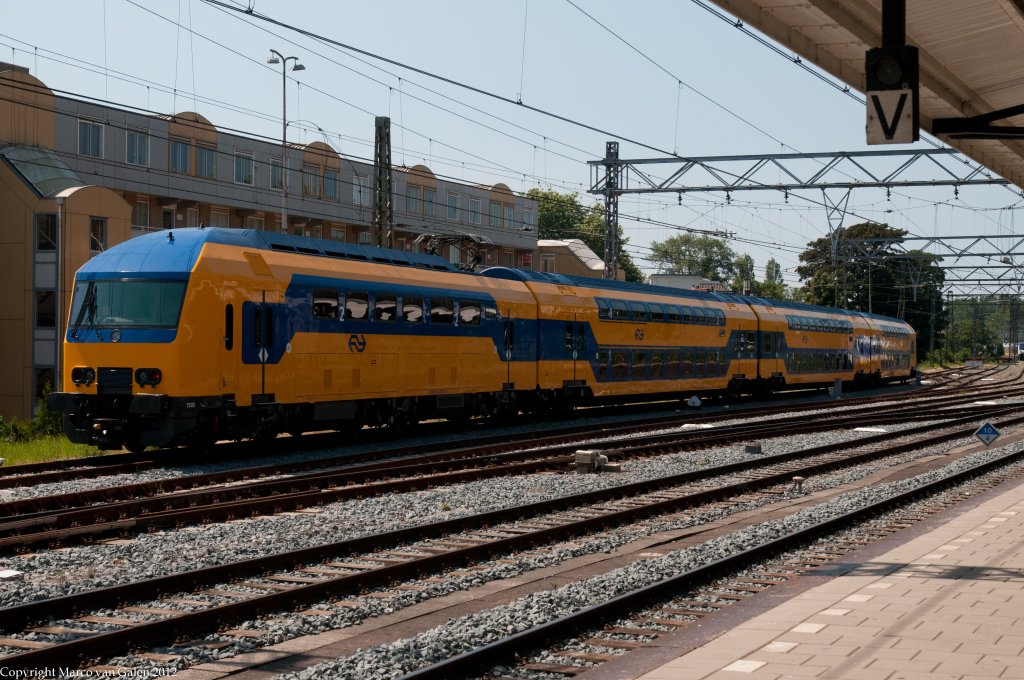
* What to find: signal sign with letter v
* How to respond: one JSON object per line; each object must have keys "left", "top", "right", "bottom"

{"left": 867, "top": 89, "right": 916, "bottom": 144}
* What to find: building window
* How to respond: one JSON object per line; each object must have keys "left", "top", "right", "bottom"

{"left": 302, "top": 164, "right": 320, "bottom": 197}
{"left": 520, "top": 253, "right": 532, "bottom": 270}
{"left": 406, "top": 184, "right": 421, "bottom": 214}
{"left": 331, "top": 227, "right": 346, "bottom": 242}
{"left": 35, "top": 213, "right": 57, "bottom": 251}
{"left": 126, "top": 129, "right": 148, "bottom": 166}
{"left": 489, "top": 202, "right": 500, "bottom": 227}
{"left": 504, "top": 251, "right": 514, "bottom": 267}
{"left": 469, "top": 196, "right": 481, "bottom": 224}
{"left": 270, "top": 157, "right": 283, "bottom": 190}
{"left": 35, "top": 291, "right": 56, "bottom": 328}
{"left": 244, "top": 215, "right": 264, "bottom": 230}
{"left": 133, "top": 200, "right": 149, "bottom": 230}
{"left": 324, "top": 169, "right": 339, "bottom": 200}
{"left": 234, "top": 150, "right": 254, "bottom": 185}
{"left": 523, "top": 207, "right": 534, "bottom": 228}
{"left": 424, "top": 188, "right": 436, "bottom": 217}
{"left": 170, "top": 138, "right": 190, "bottom": 174}
{"left": 357, "top": 231, "right": 373, "bottom": 245}
{"left": 353, "top": 174, "right": 370, "bottom": 206}
{"left": 89, "top": 217, "right": 106, "bottom": 253}
{"left": 197, "top": 146, "right": 215, "bottom": 178}
{"left": 542, "top": 253, "right": 555, "bottom": 273}
{"left": 78, "top": 119, "right": 102, "bottom": 158}
{"left": 503, "top": 205, "right": 514, "bottom": 229}
{"left": 162, "top": 209, "right": 174, "bottom": 229}
{"left": 186, "top": 207, "right": 199, "bottom": 227}
{"left": 447, "top": 192, "right": 459, "bottom": 220}
{"left": 210, "top": 210, "right": 229, "bottom": 227}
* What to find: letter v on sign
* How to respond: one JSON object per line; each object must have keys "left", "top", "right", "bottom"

{"left": 866, "top": 89, "right": 915, "bottom": 144}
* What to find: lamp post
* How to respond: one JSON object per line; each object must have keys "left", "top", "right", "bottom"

{"left": 267, "top": 49, "right": 305, "bottom": 233}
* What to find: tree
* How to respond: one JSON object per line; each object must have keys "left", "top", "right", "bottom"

{"left": 649, "top": 234, "right": 737, "bottom": 282}
{"left": 527, "top": 188, "right": 644, "bottom": 282}
{"left": 795, "top": 222, "right": 946, "bottom": 358}
{"left": 731, "top": 254, "right": 756, "bottom": 294}
{"left": 760, "top": 257, "right": 787, "bottom": 299}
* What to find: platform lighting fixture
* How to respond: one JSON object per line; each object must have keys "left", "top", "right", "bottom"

{"left": 268, "top": 49, "right": 306, "bottom": 233}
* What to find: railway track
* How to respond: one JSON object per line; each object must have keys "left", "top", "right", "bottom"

{"left": 2, "top": 404, "right": 1023, "bottom": 671}
{"left": 1, "top": 393, "right": 1019, "bottom": 551}
{"left": 401, "top": 448, "right": 1024, "bottom": 680}
{"left": 0, "top": 364, "right": 989, "bottom": 491}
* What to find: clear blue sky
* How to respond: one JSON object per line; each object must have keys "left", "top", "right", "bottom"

{"left": 4, "top": 0, "right": 1020, "bottom": 285}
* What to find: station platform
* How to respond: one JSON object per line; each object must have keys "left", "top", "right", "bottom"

{"left": 585, "top": 469, "right": 1024, "bottom": 680}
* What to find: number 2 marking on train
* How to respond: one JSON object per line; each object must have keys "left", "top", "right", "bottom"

{"left": 348, "top": 334, "right": 367, "bottom": 353}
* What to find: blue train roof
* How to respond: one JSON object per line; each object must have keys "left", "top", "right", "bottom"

{"left": 76, "top": 228, "right": 460, "bottom": 280}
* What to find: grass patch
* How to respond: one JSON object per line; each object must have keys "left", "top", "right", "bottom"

{"left": 1, "top": 436, "right": 100, "bottom": 467}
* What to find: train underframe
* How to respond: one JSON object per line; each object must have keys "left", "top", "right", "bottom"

{"left": 48, "top": 367, "right": 915, "bottom": 453}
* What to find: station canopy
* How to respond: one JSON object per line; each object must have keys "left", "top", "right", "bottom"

{"left": 711, "top": 0, "right": 1024, "bottom": 188}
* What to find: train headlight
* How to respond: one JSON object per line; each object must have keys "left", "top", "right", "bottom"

{"left": 135, "top": 368, "right": 163, "bottom": 387}
{"left": 71, "top": 367, "right": 95, "bottom": 386}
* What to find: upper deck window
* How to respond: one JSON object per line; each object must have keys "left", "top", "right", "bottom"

{"left": 69, "top": 279, "right": 187, "bottom": 334}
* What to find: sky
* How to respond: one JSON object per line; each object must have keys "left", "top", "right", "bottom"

{"left": 3, "top": 0, "right": 1022, "bottom": 288}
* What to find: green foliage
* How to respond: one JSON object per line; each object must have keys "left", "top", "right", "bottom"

{"left": 649, "top": 233, "right": 737, "bottom": 281}
{"left": 526, "top": 188, "right": 644, "bottom": 282}
{"left": 795, "top": 222, "right": 945, "bottom": 357}
{"left": 0, "top": 384, "right": 63, "bottom": 444}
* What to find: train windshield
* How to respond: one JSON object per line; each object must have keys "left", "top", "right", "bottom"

{"left": 69, "top": 279, "right": 187, "bottom": 333}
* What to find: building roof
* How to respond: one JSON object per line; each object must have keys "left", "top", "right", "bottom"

{"left": 0, "top": 144, "right": 82, "bottom": 197}
{"left": 538, "top": 238, "right": 605, "bottom": 273}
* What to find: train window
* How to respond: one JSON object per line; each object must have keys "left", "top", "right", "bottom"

{"left": 610, "top": 300, "right": 628, "bottom": 319}
{"left": 666, "top": 305, "right": 682, "bottom": 323}
{"left": 611, "top": 351, "right": 628, "bottom": 379}
{"left": 629, "top": 302, "right": 647, "bottom": 321}
{"left": 375, "top": 295, "right": 398, "bottom": 322}
{"left": 345, "top": 292, "right": 369, "bottom": 321}
{"left": 430, "top": 298, "right": 454, "bottom": 325}
{"left": 682, "top": 306, "right": 694, "bottom": 323}
{"left": 313, "top": 289, "right": 339, "bottom": 320}
{"left": 403, "top": 296, "right": 423, "bottom": 323}
{"left": 597, "top": 299, "right": 610, "bottom": 319}
{"left": 632, "top": 351, "right": 646, "bottom": 378}
{"left": 694, "top": 351, "right": 705, "bottom": 377}
{"left": 649, "top": 304, "right": 665, "bottom": 322}
{"left": 666, "top": 351, "right": 680, "bottom": 377}
{"left": 459, "top": 301, "right": 481, "bottom": 326}
{"left": 224, "top": 304, "right": 233, "bottom": 351}
{"left": 763, "top": 333, "right": 773, "bottom": 354}
{"left": 715, "top": 309, "right": 726, "bottom": 325}
{"left": 597, "top": 351, "right": 609, "bottom": 378}
{"left": 565, "top": 323, "right": 574, "bottom": 351}
{"left": 706, "top": 351, "right": 716, "bottom": 376}
{"left": 483, "top": 305, "right": 498, "bottom": 320}
{"left": 682, "top": 353, "right": 692, "bottom": 377}
{"left": 650, "top": 351, "right": 663, "bottom": 378}
{"left": 736, "top": 332, "right": 746, "bottom": 353}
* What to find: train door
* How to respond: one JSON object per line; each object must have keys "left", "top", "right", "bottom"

{"left": 570, "top": 314, "right": 585, "bottom": 382}
{"left": 222, "top": 302, "right": 236, "bottom": 394}
{"left": 503, "top": 311, "right": 514, "bottom": 388}
{"left": 248, "top": 291, "right": 276, "bottom": 403}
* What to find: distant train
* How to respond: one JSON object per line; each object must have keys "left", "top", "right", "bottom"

{"left": 48, "top": 228, "right": 916, "bottom": 452}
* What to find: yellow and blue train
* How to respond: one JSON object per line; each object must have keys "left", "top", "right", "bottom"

{"left": 48, "top": 228, "right": 917, "bottom": 452}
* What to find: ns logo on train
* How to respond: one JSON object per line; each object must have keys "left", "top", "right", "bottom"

{"left": 348, "top": 334, "right": 367, "bottom": 353}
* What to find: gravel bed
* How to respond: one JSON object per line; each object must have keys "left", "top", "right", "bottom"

{"left": 0, "top": 416, "right": 975, "bottom": 609}
{"left": 278, "top": 441, "right": 1024, "bottom": 680}
{"left": 0, "top": 415, "right": 1015, "bottom": 673}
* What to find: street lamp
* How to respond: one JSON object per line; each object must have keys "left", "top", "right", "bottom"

{"left": 268, "top": 49, "right": 305, "bottom": 233}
